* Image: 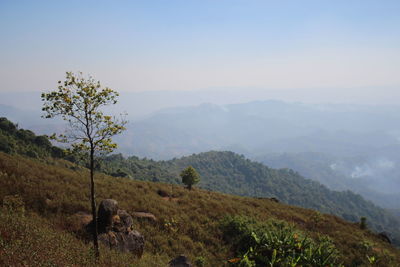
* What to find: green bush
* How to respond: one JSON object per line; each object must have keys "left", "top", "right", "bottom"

{"left": 220, "top": 216, "right": 259, "bottom": 255}
{"left": 221, "top": 216, "right": 343, "bottom": 267}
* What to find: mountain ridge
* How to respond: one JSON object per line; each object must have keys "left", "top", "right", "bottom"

{"left": 100, "top": 150, "right": 400, "bottom": 246}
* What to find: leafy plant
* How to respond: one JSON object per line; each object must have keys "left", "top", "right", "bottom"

{"left": 221, "top": 216, "right": 343, "bottom": 267}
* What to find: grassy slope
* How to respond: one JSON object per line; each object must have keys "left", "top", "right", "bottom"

{"left": 0, "top": 152, "right": 399, "bottom": 266}
{"left": 2, "top": 116, "right": 399, "bottom": 245}
{"left": 102, "top": 151, "right": 400, "bottom": 245}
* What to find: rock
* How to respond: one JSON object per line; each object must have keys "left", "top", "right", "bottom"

{"left": 99, "top": 230, "right": 145, "bottom": 258}
{"left": 157, "top": 189, "right": 170, "bottom": 197}
{"left": 98, "top": 199, "right": 119, "bottom": 232}
{"left": 83, "top": 199, "right": 145, "bottom": 258}
{"left": 132, "top": 211, "right": 157, "bottom": 222}
{"left": 378, "top": 232, "right": 391, "bottom": 244}
{"left": 169, "top": 255, "right": 192, "bottom": 267}
{"left": 113, "top": 209, "right": 133, "bottom": 232}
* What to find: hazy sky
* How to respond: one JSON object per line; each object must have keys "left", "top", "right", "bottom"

{"left": 1, "top": 0, "right": 400, "bottom": 103}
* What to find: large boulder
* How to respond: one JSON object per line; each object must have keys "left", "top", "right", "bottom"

{"left": 113, "top": 209, "right": 133, "bottom": 232}
{"left": 97, "top": 199, "right": 119, "bottom": 232}
{"left": 84, "top": 199, "right": 145, "bottom": 258}
{"left": 98, "top": 230, "right": 145, "bottom": 258}
{"left": 157, "top": 189, "right": 170, "bottom": 197}
{"left": 169, "top": 255, "right": 192, "bottom": 267}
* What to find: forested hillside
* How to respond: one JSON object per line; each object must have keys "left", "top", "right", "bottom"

{"left": 0, "top": 117, "right": 64, "bottom": 158}
{"left": 100, "top": 151, "right": 400, "bottom": 246}
{"left": 256, "top": 152, "right": 400, "bottom": 210}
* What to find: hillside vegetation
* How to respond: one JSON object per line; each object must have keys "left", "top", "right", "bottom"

{"left": 1, "top": 117, "right": 400, "bottom": 265}
{"left": 0, "top": 152, "right": 400, "bottom": 266}
{"left": 100, "top": 152, "right": 400, "bottom": 246}
{"left": 0, "top": 117, "right": 64, "bottom": 159}
{"left": 256, "top": 151, "right": 400, "bottom": 210}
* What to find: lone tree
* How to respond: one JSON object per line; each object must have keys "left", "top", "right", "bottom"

{"left": 180, "top": 166, "right": 200, "bottom": 190}
{"left": 41, "top": 72, "right": 127, "bottom": 259}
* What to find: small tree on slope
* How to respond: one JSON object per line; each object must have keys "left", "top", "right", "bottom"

{"left": 41, "top": 72, "right": 127, "bottom": 260}
{"left": 180, "top": 166, "right": 200, "bottom": 190}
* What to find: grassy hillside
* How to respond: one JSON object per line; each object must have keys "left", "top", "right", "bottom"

{"left": 1, "top": 116, "right": 400, "bottom": 265}
{"left": 100, "top": 151, "right": 400, "bottom": 246}
{"left": 1, "top": 152, "right": 399, "bottom": 266}
{"left": 2, "top": 116, "right": 398, "bottom": 243}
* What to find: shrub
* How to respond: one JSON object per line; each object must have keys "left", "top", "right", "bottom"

{"left": 221, "top": 216, "right": 343, "bottom": 267}
{"left": 220, "top": 216, "right": 258, "bottom": 255}
{"left": 194, "top": 256, "right": 206, "bottom": 267}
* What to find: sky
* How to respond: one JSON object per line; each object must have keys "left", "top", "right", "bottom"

{"left": 1, "top": 0, "right": 400, "bottom": 104}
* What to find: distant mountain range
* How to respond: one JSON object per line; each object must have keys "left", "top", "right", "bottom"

{"left": 113, "top": 100, "right": 400, "bottom": 159}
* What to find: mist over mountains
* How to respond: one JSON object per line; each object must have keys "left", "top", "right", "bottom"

{"left": 117, "top": 100, "right": 400, "bottom": 158}
{"left": 1, "top": 91, "right": 400, "bottom": 211}
{"left": 116, "top": 100, "right": 400, "bottom": 211}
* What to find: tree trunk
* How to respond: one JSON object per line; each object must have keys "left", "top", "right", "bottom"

{"left": 90, "top": 147, "right": 100, "bottom": 260}
{"left": 188, "top": 184, "right": 192, "bottom": 190}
